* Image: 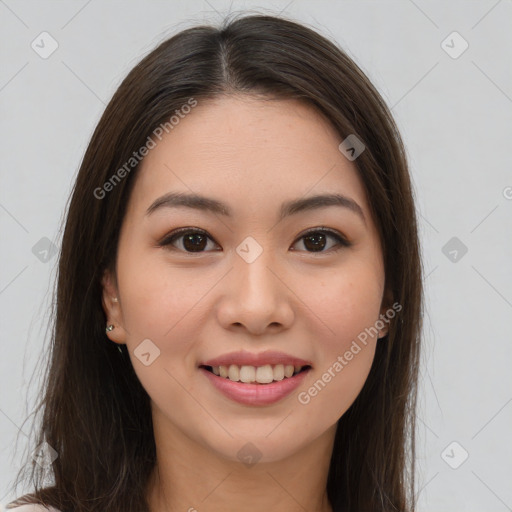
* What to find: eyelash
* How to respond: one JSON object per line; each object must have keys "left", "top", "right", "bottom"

{"left": 158, "top": 227, "right": 351, "bottom": 254}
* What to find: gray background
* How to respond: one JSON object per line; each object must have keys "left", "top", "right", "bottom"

{"left": 1, "top": 1, "right": 511, "bottom": 510}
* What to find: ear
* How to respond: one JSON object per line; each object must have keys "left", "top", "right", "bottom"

{"left": 101, "top": 269, "right": 127, "bottom": 345}
{"left": 377, "top": 285, "right": 395, "bottom": 339}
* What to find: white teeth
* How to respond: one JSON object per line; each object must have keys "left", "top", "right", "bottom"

{"left": 273, "top": 364, "right": 284, "bottom": 381}
{"left": 239, "top": 365, "right": 255, "bottom": 383}
{"left": 256, "top": 364, "right": 274, "bottom": 383}
{"left": 209, "top": 363, "right": 306, "bottom": 384}
{"left": 228, "top": 364, "right": 239, "bottom": 381}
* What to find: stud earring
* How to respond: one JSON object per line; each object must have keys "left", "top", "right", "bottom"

{"left": 105, "top": 324, "right": 124, "bottom": 355}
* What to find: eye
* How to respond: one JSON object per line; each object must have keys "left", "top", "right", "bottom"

{"left": 291, "top": 228, "right": 351, "bottom": 253}
{"left": 159, "top": 228, "right": 220, "bottom": 253}
{"left": 159, "top": 227, "right": 351, "bottom": 254}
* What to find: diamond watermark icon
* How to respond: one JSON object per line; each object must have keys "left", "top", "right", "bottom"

{"left": 32, "top": 441, "right": 58, "bottom": 469}
{"left": 237, "top": 442, "right": 263, "bottom": 467}
{"left": 236, "top": 236, "right": 263, "bottom": 264}
{"left": 442, "top": 236, "right": 468, "bottom": 263}
{"left": 338, "top": 134, "right": 366, "bottom": 161}
{"left": 441, "top": 441, "right": 469, "bottom": 469}
{"left": 134, "top": 338, "right": 161, "bottom": 366}
{"left": 32, "top": 237, "right": 58, "bottom": 263}
{"left": 31, "top": 31, "right": 59, "bottom": 59}
{"left": 441, "top": 31, "right": 469, "bottom": 59}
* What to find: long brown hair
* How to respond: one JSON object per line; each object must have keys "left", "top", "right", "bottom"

{"left": 7, "top": 12, "right": 423, "bottom": 512}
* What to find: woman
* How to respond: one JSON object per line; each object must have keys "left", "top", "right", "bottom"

{"left": 7, "top": 12, "right": 423, "bottom": 512}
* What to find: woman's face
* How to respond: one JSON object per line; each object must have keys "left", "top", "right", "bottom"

{"left": 103, "top": 95, "right": 390, "bottom": 463}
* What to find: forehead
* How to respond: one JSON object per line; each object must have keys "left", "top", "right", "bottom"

{"left": 129, "top": 95, "right": 370, "bottom": 219}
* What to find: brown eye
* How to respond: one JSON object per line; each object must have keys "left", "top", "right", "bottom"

{"left": 159, "top": 227, "right": 350, "bottom": 254}
{"left": 181, "top": 232, "right": 208, "bottom": 252}
{"left": 160, "top": 228, "right": 219, "bottom": 253}
{"left": 291, "top": 228, "right": 350, "bottom": 253}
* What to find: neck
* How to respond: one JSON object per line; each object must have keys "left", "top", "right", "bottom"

{"left": 145, "top": 410, "right": 336, "bottom": 512}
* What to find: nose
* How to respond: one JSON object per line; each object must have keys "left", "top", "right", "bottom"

{"left": 215, "top": 247, "right": 295, "bottom": 336}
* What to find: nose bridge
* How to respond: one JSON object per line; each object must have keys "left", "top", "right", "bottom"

{"left": 233, "top": 236, "right": 277, "bottom": 302}
{"left": 214, "top": 235, "right": 294, "bottom": 333}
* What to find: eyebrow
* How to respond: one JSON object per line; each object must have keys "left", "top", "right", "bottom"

{"left": 145, "top": 191, "right": 366, "bottom": 224}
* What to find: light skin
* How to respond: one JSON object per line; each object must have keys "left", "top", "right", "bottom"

{"left": 102, "top": 95, "right": 392, "bottom": 512}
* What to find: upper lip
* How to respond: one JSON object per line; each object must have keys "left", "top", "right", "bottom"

{"left": 200, "top": 350, "right": 313, "bottom": 368}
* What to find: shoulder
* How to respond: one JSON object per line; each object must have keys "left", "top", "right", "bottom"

{"left": 5, "top": 505, "right": 61, "bottom": 512}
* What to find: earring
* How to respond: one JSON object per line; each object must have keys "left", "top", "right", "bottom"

{"left": 112, "top": 297, "right": 118, "bottom": 302}
{"left": 105, "top": 323, "right": 124, "bottom": 355}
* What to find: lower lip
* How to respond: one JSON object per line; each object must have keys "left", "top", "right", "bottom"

{"left": 200, "top": 367, "right": 311, "bottom": 406}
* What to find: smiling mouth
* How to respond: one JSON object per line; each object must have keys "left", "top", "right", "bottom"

{"left": 200, "top": 364, "right": 312, "bottom": 385}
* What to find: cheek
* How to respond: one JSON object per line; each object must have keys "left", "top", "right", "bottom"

{"left": 298, "top": 342, "right": 376, "bottom": 431}
{"left": 116, "top": 256, "right": 211, "bottom": 410}
{"left": 300, "top": 259, "right": 383, "bottom": 347}
{"left": 116, "top": 246, "right": 212, "bottom": 352}
{"left": 292, "top": 261, "right": 382, "bottom": 418}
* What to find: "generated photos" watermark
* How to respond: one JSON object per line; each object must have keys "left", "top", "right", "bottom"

{"left": 94, "top": 98, "right": 198, "bottom": 200}
{"left": 298, "top": 301, "right": 402, "bottom": 405}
